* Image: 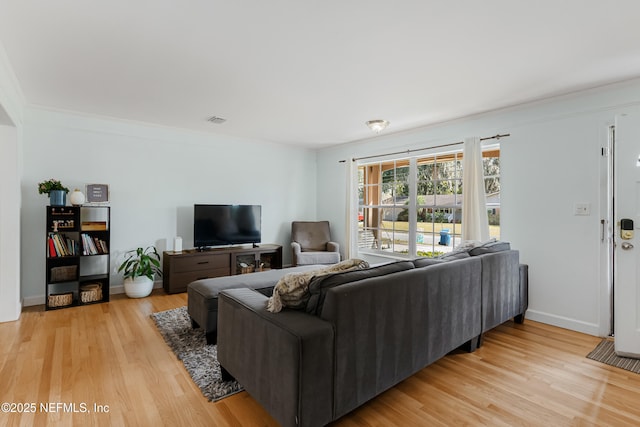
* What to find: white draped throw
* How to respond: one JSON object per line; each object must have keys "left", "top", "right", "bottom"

{"left": 462, "top": 137, "right": 490, "bottom": 242}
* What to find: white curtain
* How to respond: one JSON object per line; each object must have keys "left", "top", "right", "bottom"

{"left": 344, "top": 159, "right": 357, "bottom": 259}
{"left": 462, "top": 137, "right": 490, "bottom": 242}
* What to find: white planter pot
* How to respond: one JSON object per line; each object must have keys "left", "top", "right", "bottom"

{"left": 123, "top": 276, "right": 154, "bottom": 298}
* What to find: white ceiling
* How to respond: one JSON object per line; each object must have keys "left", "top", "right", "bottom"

{"left": 1, "top": 1, "right": 640, "bottom": 147}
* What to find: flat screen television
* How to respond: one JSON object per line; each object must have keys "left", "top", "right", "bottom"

{"left": 194, "top": 204, "right": 262, "bottom": 248}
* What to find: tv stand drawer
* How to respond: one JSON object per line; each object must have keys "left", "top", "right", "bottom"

{"left": 172, "top": 253, "right": 229, "bottom": 272}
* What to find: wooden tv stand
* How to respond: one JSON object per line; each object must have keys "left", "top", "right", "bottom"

{"left": 162, "top": 244, "right": 283, "bottom": 294}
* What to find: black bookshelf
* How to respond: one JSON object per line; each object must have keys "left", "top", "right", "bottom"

{"left": 45, "top": 205, "right": 111, "bottom": 310}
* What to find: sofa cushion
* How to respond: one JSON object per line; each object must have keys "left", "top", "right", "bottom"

{"left": 438, "top": 250, "right": 471, "bottom": 260}
{"left": 469, "top": 240, "right": 511, "bottom": 256}
{"left": 436, "top": 238, "right": 502, "bottom": 260}
{"left": 412, "top": 257, "right": 446, "bottom": 268}
{"left": 294, "top": 250, "right": 341, "bottom": 266}
{"left": 305, "top": 261, "right": 416, "bottom": 315}
{"left": 266, "top": 259, "right": 369, "bottom": 313}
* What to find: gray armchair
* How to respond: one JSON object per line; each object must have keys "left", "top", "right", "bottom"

{"left": 291, "top": 221, "right": 341, "bottom": 266}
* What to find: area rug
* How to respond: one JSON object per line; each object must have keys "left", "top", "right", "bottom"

{"left": 151, "top": 306, "right": 244, "bottom": 401}
{"left": 587, "top": 339, "right": 640, "bottom": 374}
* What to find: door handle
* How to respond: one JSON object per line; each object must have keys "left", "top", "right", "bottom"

{"left": 621, "top": 242, "right": 634, "bottom": 250}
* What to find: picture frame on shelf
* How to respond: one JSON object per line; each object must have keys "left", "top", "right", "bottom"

{"left": 86, "top": 184, "right": 109, "bottom": 205}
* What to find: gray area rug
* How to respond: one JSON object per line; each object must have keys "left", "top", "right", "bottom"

{"left": 151, "top": 306, "right": 244, "bottom": 401}
{"left": 587, "top": 339, "right": 640, "bottom": 374}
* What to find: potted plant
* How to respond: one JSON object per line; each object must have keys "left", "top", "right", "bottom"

{"left": 38, "top": 178, "right": 70, "bottom": 206}
{"left": 118, "top": 246, "right": 162, "bottom": 298}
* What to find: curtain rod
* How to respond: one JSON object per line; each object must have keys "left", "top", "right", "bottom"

{"left": 338, "top": 133, "right": 510, "bottom": 163}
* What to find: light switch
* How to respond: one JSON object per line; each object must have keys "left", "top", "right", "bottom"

{"left": 574, "top": 203, "right": 591, "bottom": 216}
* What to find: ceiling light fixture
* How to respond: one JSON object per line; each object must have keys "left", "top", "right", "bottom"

{"left": 365, "top": 119, "right": 389, "bottom": 133}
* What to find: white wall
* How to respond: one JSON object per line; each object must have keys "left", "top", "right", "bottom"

{"left": 21, "top": 107, "right": 317, "bottom": 305}
{"left": 0, "top": 41, "right": 23, "bottom": 127}
{"left": 317, "top": 78, "right": 640, "bottom": 337}
{"left": 0, "top": 123, "right": 22, "bottom": 321}
{"left": 0, "top": 40, "right": 24, "bottom": 323}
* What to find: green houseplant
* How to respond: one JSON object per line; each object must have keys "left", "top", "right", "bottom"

{"left": 118, "top": 246, "right": 162, "bottom": 298}
{"left": 37, "top": 178, "right": 70, "bottom": 206}
{"left": 37, "top": 178, "right": 70, "bottom": 195}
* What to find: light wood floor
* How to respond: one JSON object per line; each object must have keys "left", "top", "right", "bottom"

{"left": 2, "top": 291, "right": 640, "bottom": 427}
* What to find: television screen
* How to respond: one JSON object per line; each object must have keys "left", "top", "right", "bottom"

{"left": 194, "top": 204, "right": 261, "bottom": 248}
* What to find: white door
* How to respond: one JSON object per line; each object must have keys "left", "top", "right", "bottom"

{"left": 614, "top": 112, "right": 640, "bottom": 358}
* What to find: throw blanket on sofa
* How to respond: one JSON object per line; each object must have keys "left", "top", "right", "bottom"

{"left": 267, "top": 259, "right": 369, "bottom": 313}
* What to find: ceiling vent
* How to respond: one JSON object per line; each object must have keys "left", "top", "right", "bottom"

{"left": 207, "top": 116, "right": 227, "bottom": 124}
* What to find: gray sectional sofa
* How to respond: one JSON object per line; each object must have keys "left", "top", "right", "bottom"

{"left": 216, "top": 244, "right": 528, "bottom": 427}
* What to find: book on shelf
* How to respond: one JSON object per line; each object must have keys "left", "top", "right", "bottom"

{"left": 54, "top": 233, "right": 67, "bottom": 256}
{"left": 68, "top": 238, "right": 79, "bottom": 256}
{"left": 81, "top": 233, "right": 108, "bottom": 255}
{"left": 48, "top": 233, "right": 78, "bottom": 257}
{"left": 95, "top": 237, "right": 109, "bottom": 254}
{"left": 48, "top": 237, "right": 57, "bottom": 258}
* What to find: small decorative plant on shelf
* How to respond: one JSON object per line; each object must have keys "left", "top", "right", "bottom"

{"left": 37, "top": 178, "right": 69, "bottom": 196}
{"left": 38, "top": 178, "right": 70, "bottom": 206}
{"left": 118, "top": 246, "right": 162, "bottom": 298}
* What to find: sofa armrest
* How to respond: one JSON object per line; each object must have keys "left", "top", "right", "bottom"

{"left": 480, "top": 250, "right": 522, "bottom": 332}
{"left": 218, "top": 288, "right": 334, "bottom": 427}
{"left": 291, "top": 241, "right": 302, "bottom": 254}
{"left": 327, "top": 241, "right": 339, "bottom": 253}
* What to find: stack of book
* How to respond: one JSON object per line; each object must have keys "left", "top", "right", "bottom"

{"left": 47, "top": 233, "right": 79, "bottom": 257}
{"left": 81, "top": 233, "right": 109, "bottom": 255}
{"left": 81, "top": 221, "right": 107, "bottom": 231}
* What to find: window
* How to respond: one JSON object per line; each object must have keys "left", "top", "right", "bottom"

{"left": 358, "top": 160, "right": 411, "bottom": 254}
{"left": 356, "top": 148, "right": 500, "bottom": 258}
{"left": 483, "top": 151, "right": 501, "bottom": 240}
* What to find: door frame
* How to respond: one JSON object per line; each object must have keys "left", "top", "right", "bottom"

{"left": 599, "top": 124, "right": 615, "bottom": 337}
{"left": 598, "top": 122, "right": 615, "bottom": 337}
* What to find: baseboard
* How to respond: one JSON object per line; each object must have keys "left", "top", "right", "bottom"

{"left": 22, "top": 295, "right": 43, "bottom": 307}
{"left": 22, "top": 280, "right": 163, "bottom": 307}
{"left": 525, "top": 309, "right": 602, "bottom": 337}
{"left": 0, "top": 300, "right": 22, "bottom": 322}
